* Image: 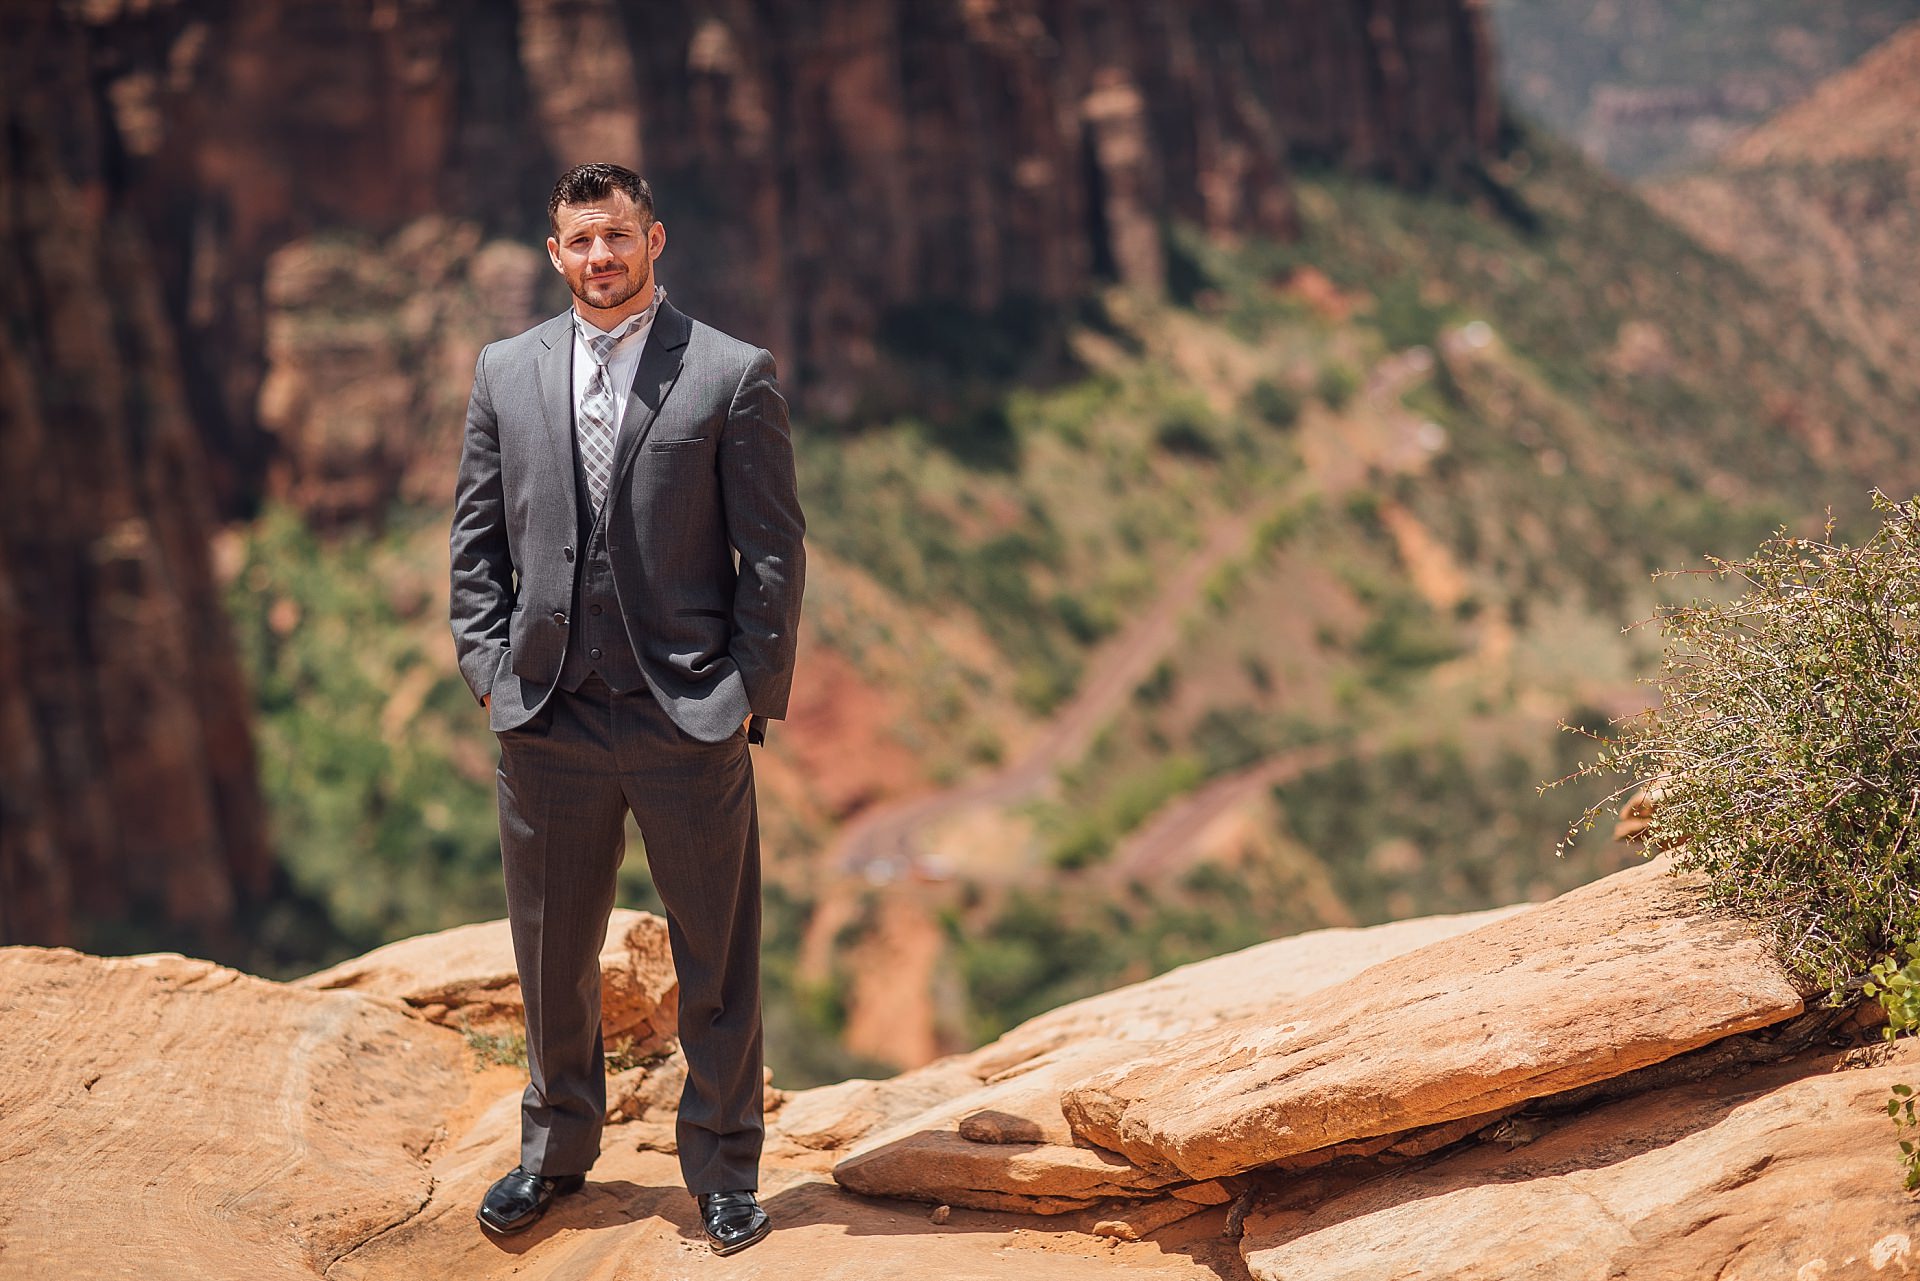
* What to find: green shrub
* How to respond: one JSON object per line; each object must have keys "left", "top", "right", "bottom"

{"left": 1565, "top": 494, "right": 1920, "bottom": 996}
{"left": 457, "top": 1017, "right": 527, "bottom": 1069}
{"left": 1191, "top": 706, "right": 1275, "bottom": 775}
{"left": 1315, "top": 361, "right": 1360, "bottom": 411}
{"left": 1255, "top": 502, "right": 1311, "bottom": 558}
{"left": 1864, "top": 944, "right": 1920, "bottom": 1189}
{"left": 1354, "top": 591, "right": 1464, "bottom": 687}
{"left": 1247, "top": 378, "right": 1304, "bottom": 429}
{"left": 1134, "top": 660, "right": 1177, "bottom": 706}
{"left": 1370, "top": 274, "right": 1450, "bottom": 352}
{"left": 1154, "top": 399, "right": 1220, "bottom": 459}
{"left": 1044, "top": 755, "right": 1205, "bottom": 870}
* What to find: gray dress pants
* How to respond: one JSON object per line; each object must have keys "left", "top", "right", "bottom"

{"left": 494, "top": 673, "right": 763, "bottom": 1195}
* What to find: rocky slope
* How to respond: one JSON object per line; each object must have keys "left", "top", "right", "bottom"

{"left": 2, "top": 858, "right": 1909, "bottom": 1280}
{"left": 1643, "top": 21, "right": 1920, "bottom": 379}
{"left": 217, "top": 104, "right": 1920, "bottom": 1084}
{"left": 1487, "top": 0, "right": 1920, "bottom": 176}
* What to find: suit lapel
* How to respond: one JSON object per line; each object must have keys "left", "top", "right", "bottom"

{"left": 606, "top": 298, "right": 693, "bottom": 500}
{"left": 533, "top": 311, "right": 580, "bottom": 536}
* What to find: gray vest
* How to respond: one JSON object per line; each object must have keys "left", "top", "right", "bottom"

{"left": 557, "top": 390, "right": 645, "bottom": 694}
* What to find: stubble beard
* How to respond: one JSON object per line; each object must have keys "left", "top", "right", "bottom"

{"left": 574, "top": 260, "right": 649, "bottom": 312}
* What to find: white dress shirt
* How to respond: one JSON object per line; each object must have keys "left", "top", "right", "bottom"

{"left": 570, "top": 295, "right": 658, "bottom": 443}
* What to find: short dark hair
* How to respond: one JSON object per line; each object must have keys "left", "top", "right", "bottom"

{"left": 547, "top": 163, "right": 654, "bottom": 235}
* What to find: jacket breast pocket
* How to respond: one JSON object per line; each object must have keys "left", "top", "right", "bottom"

{"left": 648, "top": 435, "right": 709, "bottom": 452}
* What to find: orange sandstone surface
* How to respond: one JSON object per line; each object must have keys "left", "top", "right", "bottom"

{"left": 1, "top": 862, "right": 1911, "bottom": 1281}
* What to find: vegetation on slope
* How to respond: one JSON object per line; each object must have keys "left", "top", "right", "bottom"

{"left": 1488, "top": 0, "right": 1920, "bottom": 175}
{"left": 224, "top": 120, "right": 1920, "bottom": 1082}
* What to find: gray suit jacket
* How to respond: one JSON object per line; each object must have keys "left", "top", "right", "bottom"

{"left": 450, "top": 298, "right": 805, "bottom": 742}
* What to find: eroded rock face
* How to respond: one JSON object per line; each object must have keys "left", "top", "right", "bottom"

{"left": 1240, "top": 1040, "right": 1920, "bottom": 1281}
{"left": 3, "top": 887, "right": 1913, "bottom": 1281}
{"left": 963, "top": 906, "right": 1529, "bottom": 1079}
{"left": 296, "top": 907, "right": 678, "bottom": 1053}
{"left": 832, "top": 1040, "right": 1173, "bottom": 1211}
{"left": 817, "top": 906, "right": 1519, "bottom": 1209}
{"left": 0, "top": 7, "right": 269, "bottom": 952}
{"left": 0, "top": 946, "right": 468, "bottom": 1279}
{"left": 70, "top": 0, "right": 1500, "bottom": 457}
{"left": 256, "top": 223, "right": 544, "bottom": 525}
{"left": 1059, "top": 858, "right": 1808, "bottom": 1182}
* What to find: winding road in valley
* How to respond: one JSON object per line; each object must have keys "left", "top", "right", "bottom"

{"left": 800, "top": 344, "right": 1445, "bottom": 1065}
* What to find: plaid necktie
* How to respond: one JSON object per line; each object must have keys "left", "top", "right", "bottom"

{"left": 578, "top": 285, "right": 666, "bottom": 515}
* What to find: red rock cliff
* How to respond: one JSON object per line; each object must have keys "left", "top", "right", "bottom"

{"left": 2, "top": 0, "right": 1498, "bottom": 945}
{"left": 89, "top": 0, "right": 1500, "bottom": 455}
{"left": 1, "top": 6, "right": 270, "bottom": 949}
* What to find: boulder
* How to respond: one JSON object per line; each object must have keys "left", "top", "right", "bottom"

{"left": 821, "top": 907, "right": 1519, "bottom": 1210}
{"left": 788, "top": 905, "right": 1519, "bottom": 1161}
{"left": 832, "top": 1040, "right": 1173, "bottom": 1210}
{"left": 964, "top": 905, "right": 1527, "bottom": 1079}
{"left": 1241, "top": 1040, "right": 1920, "bottom": 1281}
{"left": 774, "top": 1058, "right": 984, "bottom": 1152}
{"left": 835, "top": 1129, "right": 1174, "bottom": 1214}
{"left": 0, "top": 947, "right": 468, "bottom": 1279}
{"left": 1061, "top": 858, "right": 1807, "bottom": 1180}
{"left": 296, "top": 908, "right": 677, "bottom": 1052}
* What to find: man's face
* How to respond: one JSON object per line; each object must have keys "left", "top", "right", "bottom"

{"left": 547, "top": 191, "right": 664, "bottom": 314}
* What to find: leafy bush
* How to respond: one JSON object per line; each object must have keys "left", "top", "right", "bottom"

{"left": 1864, "top": 944, "right": 1920, "bottom": 1189}
{"left": 1315, "top": 361, "right": 1360, "bottom": 411}
{"left": 458, "top": 1017, "right": 527, "bottom": 1069}
{"left": 1191, "top": 707, "right": 1276, "bottom": 775}
{"left": 1153, "top": 396, "right": 1221, "bottom": 459}
{"left": 1565, "top": 494, "right": 1920, "bottom": 996}
{"left": 1247, "top": 378, "right": 1304, "bottom": 429}
{"left": 1044, "top": 755, "right": 1205, "bottom": 870}
{"left": 1354, "top": 590, "right": 1465, "bottom": 687}
{"left": 1370, "top": 273, "right": 1451, "bottom": 352}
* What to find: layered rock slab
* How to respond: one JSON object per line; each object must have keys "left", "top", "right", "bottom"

{"left": 0, "top": 947, "right": 468, "bottom": 1280}
{"left": 1061, "top": 858, "right": 1807, "bottom": 1180}
{"left": 1241, "top": 1040, "right": 1920, "bottom": 1281}
{"left": 296, "top": 907, "right": 677, "bottom": 1051}
{"left": 959, "top": 904, "right": 1528, "bottom": 1081}
{"left": 822, "top": 906, "right": 1520, "bottom": 1209}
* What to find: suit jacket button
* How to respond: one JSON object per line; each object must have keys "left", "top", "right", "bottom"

{"left": 552, "top": 611, "right": 568, "bottom": 625}
{"left": 589, "top": 647, "right": 603, "bottom": 660}
{"left": 563, "top": 547, "right": 575, "bottom": 563}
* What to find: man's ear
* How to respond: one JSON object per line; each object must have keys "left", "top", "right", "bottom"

{"left": 546, "top": 236, "right": 564, "bottom": 272}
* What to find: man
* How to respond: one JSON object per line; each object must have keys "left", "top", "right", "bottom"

{"left": 449, "top": 162, "right": 804, "bottom": 1256}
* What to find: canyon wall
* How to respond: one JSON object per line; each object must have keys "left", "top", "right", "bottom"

{"left": 89, "top": 0, "right": 1502, "bottom": 488}
{"left": 1, "top": 0, "right": 1499, "bottom": 947}
{"left": 1, "top": 6, "right": 269, "bottom": 948}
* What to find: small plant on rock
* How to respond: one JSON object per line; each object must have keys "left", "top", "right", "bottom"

{"left": 1556, "top": 492, "right": 1920, "bottom": 1188}
{"left": 456, "top": 1016, "right": 528, "bottom": 1070}
{"left": 1865, "top": 945, "right": 1920, "bottom": 1190}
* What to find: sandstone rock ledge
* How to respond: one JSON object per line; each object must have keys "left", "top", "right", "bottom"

{"left": 2, "top": 860, "right": 1912, "bottom": 1281}
{"left": 295, "top": 907, "right": 678, "bottom": 1055}
{"left": 1058, "top": 857, "right": 1807, "bottom": 1181}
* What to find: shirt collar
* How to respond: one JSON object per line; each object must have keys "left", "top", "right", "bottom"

{"left": 573, "top": 284, "right": 665, "bottom": 348}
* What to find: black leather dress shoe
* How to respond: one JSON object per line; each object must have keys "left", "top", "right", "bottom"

{"left": 476, "top": 1165, "right": 586, "bottom": 1235}
{"left": 696, "top": 1190, "right": 772, "bottom": 1256}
